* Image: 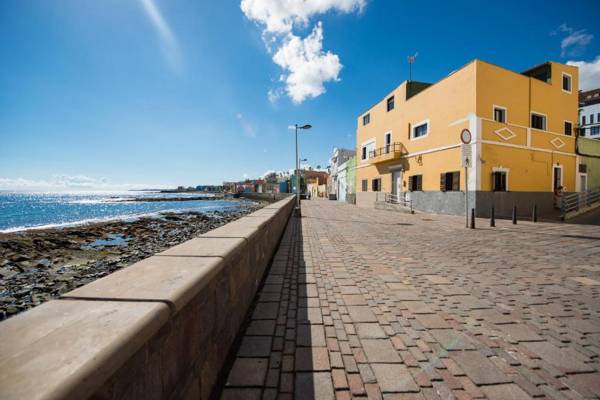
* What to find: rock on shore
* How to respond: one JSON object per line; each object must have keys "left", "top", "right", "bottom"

{"left": 0, "top": 200, "right": 264, "bottom": 320}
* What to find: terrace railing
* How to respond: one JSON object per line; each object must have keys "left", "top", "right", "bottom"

{"left": 561, "top": 188, "right": 600, "bottom": 218}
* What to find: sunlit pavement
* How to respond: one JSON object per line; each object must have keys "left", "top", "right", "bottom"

{"left": 219, "top": 200, "right": 600, "bottom": 400}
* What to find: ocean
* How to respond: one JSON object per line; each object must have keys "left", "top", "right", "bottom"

{"left": 0, "top": 191, "right": 242, "bottom": 233}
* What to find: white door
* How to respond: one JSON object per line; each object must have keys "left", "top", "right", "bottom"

{"left": 391, "top": 170, "right": 402, "bottom": 197}
{"left": 580, "top": 174, "right": 588, "bottom": 192}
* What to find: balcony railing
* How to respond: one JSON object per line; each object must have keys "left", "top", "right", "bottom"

{"left": 368, "top": 142, "right": 405, "bottom": 163}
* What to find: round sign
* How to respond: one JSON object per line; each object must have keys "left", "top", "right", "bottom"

{"left": 460, "top": 129, "right": 472, "bottom": 144}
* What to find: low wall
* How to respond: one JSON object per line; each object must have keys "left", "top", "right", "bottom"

{"left": 355, "top": 192, "right": 378, "bottom": 208}
{"left": 239, "top": 192, "right": 292, "bottom": 202}
{"left": 475, "top": 191, "right": 560, "bottom": 219}
{"left": 0, "top": 196, "right": 296, "bottom": 400}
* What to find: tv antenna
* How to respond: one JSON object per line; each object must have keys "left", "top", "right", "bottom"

{"left": 407, "top": 52, "right": 418, "bottom": 81}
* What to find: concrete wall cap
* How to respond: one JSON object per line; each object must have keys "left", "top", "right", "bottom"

{"left": 0, "top": 299, "right": 169, "bottom": 400}
{"left": 61, "top": 255, "right": 223, "bottom": 313}
{"left": 158, "top": 236, "right": 246, "bottom": 259}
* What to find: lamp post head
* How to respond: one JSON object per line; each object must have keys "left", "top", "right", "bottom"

{"left": 299, "top": 124, "right": 312, "bottom": 130}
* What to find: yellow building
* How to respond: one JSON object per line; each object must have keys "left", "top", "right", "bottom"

{"left": 355, "top": 59, "right": 580, "bottom": 217}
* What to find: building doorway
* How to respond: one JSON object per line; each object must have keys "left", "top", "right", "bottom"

{"left": 552, "top": 165, "right": 563, "bottom": 191}
{"left": 391, "top": 170, "right": 402, "bottom": 197}
{"left": 579, "top": 173, "right": 588, "bottom": 192}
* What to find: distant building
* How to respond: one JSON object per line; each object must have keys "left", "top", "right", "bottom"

{"left": 328, "top": 148, "right": 355, "bottom": 201}
{"left": 196, "top": 185, "right": 223, "bottom": 192}
{"left": 580, "top": 88, "right": 600, "bottom": 139}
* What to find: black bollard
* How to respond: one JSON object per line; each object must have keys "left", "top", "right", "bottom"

{"left": 512, "top": 205, "right": 517, "bottom": 224}
{"left": 532, "top": 204, "right": 538, "bottom": 222}
{"left": 490, "top": 207, "right": 495, "bottom": 227}
{"left": 470, "top": 208, "right": 475, "bottom": 229}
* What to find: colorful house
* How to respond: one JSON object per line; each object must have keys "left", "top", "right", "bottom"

{"left": 355, "top": 59, "right": 579, "bottom": 217}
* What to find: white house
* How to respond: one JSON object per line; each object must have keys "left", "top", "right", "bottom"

{"left": 329, "top": 147, "right": 355, "bottom": 201}
{"left": 580, "top": 88, "right": 600, "bottom": 139}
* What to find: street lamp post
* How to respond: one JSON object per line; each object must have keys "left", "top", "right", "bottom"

{"left": 294, "top": 124, "right": 312, "bottom": 216}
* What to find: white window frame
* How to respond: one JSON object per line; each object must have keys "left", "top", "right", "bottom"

{"left": 360, "top": 138, "right": 376, "bottom": 162}
{"left": 492, "top": 167, "right": 509, "bottom": 192}
{"left": 563, "top": 120, "right": 573, "bottom": 136}
{"left": 384, "top": 131, "right": 392, "bottom": 145}
{"left": 492, "top": 105, "right": 507, "bottom": 123}
{"left": 551, "top": 163, "right": 564, "bottom": 192}
{"left": 531, "top": 111, "right": 547, "bottom": 131}
{"left": 562, "top": 72, "right": 572, "bottom": 94}
{"left": 411, "top": 119, "right": 430, "bottom": 140}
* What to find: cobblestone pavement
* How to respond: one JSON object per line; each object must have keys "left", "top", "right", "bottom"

{"left": 220, "top": 201, "right": 600, "bottom": 400}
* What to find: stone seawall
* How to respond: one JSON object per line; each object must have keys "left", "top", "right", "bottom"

{"left": 239, "top": 192, "right": 292, "bottom": 202}
{"left": 0, "top": 196, "right": 296, "bottom": 400}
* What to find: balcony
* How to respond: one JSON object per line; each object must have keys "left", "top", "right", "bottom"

{"left": 368, "top": 142, "right": 406, "bottom": 164}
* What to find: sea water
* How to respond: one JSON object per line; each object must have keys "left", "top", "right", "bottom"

{"left": 0, "top": 191, "right": 241, "bottom": 232}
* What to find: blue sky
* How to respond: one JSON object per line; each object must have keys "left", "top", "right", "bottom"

{"left": 1, "top": 0, "right": 599, "bottom": 190}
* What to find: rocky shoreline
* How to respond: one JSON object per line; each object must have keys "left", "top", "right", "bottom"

{"left": 0, "top": 199, "right": 264, "bottom": 320}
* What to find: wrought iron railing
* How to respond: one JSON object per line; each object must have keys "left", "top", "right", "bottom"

{"left": 368, "top": 142, "right": 404, "bottom": 159}
{"left": 376, "top": 192, "right": 413, "bottom": 213}
{"left": 561, "top": 188, "right": 600, "bottom": 217}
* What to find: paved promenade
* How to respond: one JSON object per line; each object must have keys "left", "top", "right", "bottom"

{"left": 220, "top": 201, "right": 600, "bottom": 400}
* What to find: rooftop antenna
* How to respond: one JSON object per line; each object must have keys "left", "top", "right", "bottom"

{"left": 407, "top": 52, "right": 418, "bottom": 81}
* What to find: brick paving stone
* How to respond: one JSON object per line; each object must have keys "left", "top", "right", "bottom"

{"left": 238, "top": 337, "right": 273, "bottom": 357}
{"left": 524, "top": 342, "right": 595, "bottom": 373}
{"left": 362, "top": 339, "right": 403, "bottom": 363}
{"left": 246, "top": 320, "right": 277, "bottom": 336}
{"left": 253, "top": 302, "right": 279, "bottom": 319}
{"left": 295, "top": 347, "right": 331, "bottom": 371}
{"left": 371, "top": 364, "right": 420, "bottom": 393}
{"left": 216, "top": 201, "right": 600, "bottom": 399}
{"left": 402, "top": 301, "right": 435, "bottom": 314}
{"left": 564, "top": 318, "right": 600, "bottom": 334}
{"left": 414, "top": 314, "right": 451, "bottom": 329}
{"left": 226, "top": 358, "right": 269, "bottom": 387}
{"left": 495, "top": 323, "right": 544, "bottom": 342}
{"left": 220, "top": 388, "right": 262, "bottom": 400}
{"left": 393, "top": 290, "right": 421, "bottom": 301}
{"left": 356, "top": 323, "right": 388, "bottom": 339}
{"left": 342, "top": 294, "right": 368, "bottom": 305}
{"left": 565, "top": 372, "right": 600, "bottom": 398}
{"left": 429, "top": 329, "right": 477, "bottom": 351}
{"left": 295, "top": 372, "right": 335, "bottom": 400}
{"left": 449, "top": 351, "right": 511, "bottom": 385}
{"left": 347, "top": 306, "right": 378, "bottom": 322}
{"left": 296, "top": 324, "right": 326, "bottom": 347}
{"left": 423, "top": 275, "right": 452, "bottom": 285}
{"left": 480, "top": 384, "right": 533, "bottom": 400}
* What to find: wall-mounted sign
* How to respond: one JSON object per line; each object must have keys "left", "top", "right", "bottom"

{"left": 460, "top": 128, "right": 472, "bottom": 144}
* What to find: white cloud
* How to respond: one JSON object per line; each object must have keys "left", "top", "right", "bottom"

{"left": 241, "top": 0, "right": 365, "bottom": 34}
{"left": 240, "top": 0, "right": 364, "bottom": 103}
{"left": 553, "top": 24, "right": 594, "bottom": 57}
{"left": 0, "top": 175, "right": 167, "bottom": 191}
{"left": 140, "top": 0, "right": 182, "bottom": 73}
{"left": 273, "top": 23, "right": 342, "bottom": 103}
{"left": 567, "top": 56, "right": 600, "bottom": 91}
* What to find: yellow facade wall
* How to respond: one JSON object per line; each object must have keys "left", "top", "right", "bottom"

{"left": 480, "top": 144, "right": 576, "bottom": 192}
{"left": 356, "top": 62, "right": 476, "bottom": 192}
{"left": 355, "top": 59, "right": 579, "bottom": 199}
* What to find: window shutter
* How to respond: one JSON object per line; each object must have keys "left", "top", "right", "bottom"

{"left": 417, "top": 175, "right": 422, "bottom": 191}
{"left": 452, "top": 171, "right": 460, "bottom": 191}
{"left": 408, "top": 176, "right": 413, "bottom": 191}
{"left": 440, "top": 173, "right": 446, "bottom": 192}
{"left": 408, "top": 123, "right": 411, "bottom": 140}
